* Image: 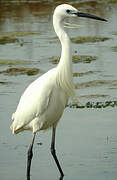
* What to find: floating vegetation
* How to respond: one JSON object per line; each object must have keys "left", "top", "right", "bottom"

{"left": 0, "top": 31, "right": 40, "bottom": 37}
{"left": 80, "top": 94, "right": 109, "bottom": 99}
{"left": 72, "top": 55, "right": 97, "bottom": 63}
{"left": 112, "top": 31, "right": 117, "bottom": 35}
{"left": 0, "top": 60, "right": 31, "bottom": 66}
{"left": 0, "top": 31, "right": 41, "bottom": 45}
{"left": 111, "top": 82, "right": 117, "bottom": 87}
{"left": 68, "top": 101, "right": 117, "bottom": 109}
{"left": 0, "top": 67, "right": 40, "bottom": 76}
{"left": 49, "top": 55, "right": 97, "bottom": 64}
{"left": 111, "top": 46, "right": 117, "bottom": 52}
{"left": 71, "top": 36, "right": 111, "bottom": 44}
{"left": 73, "top": 71, "right": 94, "bottom": 77}
{"left": 75, "top": 80, "right": 117, "bottom": 89}
{"left": 0, "top": 81, "right": 10, "bottom": 85}
{"left": 103, "top": 0, "right": 117, "bottom": 3}
{"left": 49, "top": 56, "right": 59, "bottom": 64}
{"left": 0, "top": 36, "right": 19, "bottom": 44}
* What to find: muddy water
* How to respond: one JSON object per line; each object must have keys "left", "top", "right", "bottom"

{"left": 0, "top": 1, "right": 117, "bottom": 180}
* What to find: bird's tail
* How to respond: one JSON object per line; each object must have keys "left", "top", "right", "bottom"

{"left": 10, "top": 122, "right": 23, "bottom": 134}
{"left": 10, "top": 113, "right": 23, "bottom": 134}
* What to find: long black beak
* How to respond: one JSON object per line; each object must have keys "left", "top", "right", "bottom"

{"left": 76, "top": 11, "right": 107, "bottom": 22}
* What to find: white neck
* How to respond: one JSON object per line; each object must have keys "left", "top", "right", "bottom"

{"left": 53, "top": 15, "right": 75, "bottom": 97}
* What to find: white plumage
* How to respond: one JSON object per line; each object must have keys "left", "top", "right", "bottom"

{"left": 10, "top": 4, "right": 76, "bottom": 135}
{"left": 10, "top": 4, "right": 106, "bottom": 179}
{"left": 11, "top": 68, "right": 69, "bottom": 133}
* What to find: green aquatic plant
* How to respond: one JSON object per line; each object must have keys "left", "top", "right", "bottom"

{"left": 68, "top": 101, "right": 117, "bottom": 109}
{"left": 80, "top": 94, "right": 109, "bottom": 99}
{"left": 0, "top": 36, "right": 19, "bottom": 44}
{"left": 49, "top": 56, "right": 59, "bottom": 64}
{"left": 0, "top": 67, "right": 40, "bottom": 76}
{"left": 0, "top": 60, "right": 31, "bottom": 66}
{"left": 103, "top": 0, "right": 117, "bottom": 3}
{"left": 0, "top": 31, "right": 41, "bottom": 45}
{"left": 71, "top": 36, "right": 111, "bottom": 44}
{"left": 75, "top": 80, "right": 116, "bottom": 89}
{"left": 0, "top": 31, "right": 40, "bottom": 37}
{"left": 111, "top": 46, "right": 117, "bottom": 52}
{"left": 73, "top": 71, "right": 94, "bottom": 77}
{"left": 0, "top": 81, "right": 10, "bottom": 85}
{"left": 112, "top": 32, "right": 117, "bottom": 35}
{"left": 72, "top": 55, "right": 97, "bottom": 63}
{"left": 49, "top": 55, "right": 97, "bottom": 64}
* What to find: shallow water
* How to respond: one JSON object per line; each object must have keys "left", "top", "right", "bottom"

{"left": 0, "top": 1, "right": 117, "bottom": 180}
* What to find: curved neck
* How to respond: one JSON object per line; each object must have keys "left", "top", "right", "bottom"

{"left": 53, "top": 16, "right": 72, "bottom": 64}
{"left": 53, "top": 15, "right": 74, "bottom": 97}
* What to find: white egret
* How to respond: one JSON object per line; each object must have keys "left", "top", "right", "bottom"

{"left": 10, "top": 4, "right": 107, "bottom": 180}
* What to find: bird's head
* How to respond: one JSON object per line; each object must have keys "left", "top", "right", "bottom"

{"left": 54, "top": 4, "right": 107, "bottom": 22}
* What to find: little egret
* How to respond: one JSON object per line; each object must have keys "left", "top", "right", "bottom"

{"left": 10, "top": 4, "right": 107, "bottom": 180}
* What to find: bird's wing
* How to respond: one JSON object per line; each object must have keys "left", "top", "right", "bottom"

{"left": 11, "top": 69, "right": 56, "bottom": 133}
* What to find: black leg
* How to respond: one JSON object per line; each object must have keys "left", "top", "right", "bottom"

{"left": 27, "top": 133, "right": 36, "bottom": 180}
{"left": 50, "top": 126, "right": 64, "bottom": 179}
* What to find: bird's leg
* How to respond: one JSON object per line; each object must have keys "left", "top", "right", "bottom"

{"left": 27, "top": 132, "right": 36, "bottom": 180}
{"left": 50, "top": 126, "right": 64, "bottom": 179}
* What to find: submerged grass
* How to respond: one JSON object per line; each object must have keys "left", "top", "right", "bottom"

{"left": 0, "top": 67, "right": 40, "bottom": 76}
{"left": 49, "top": 55, "right": 97, "bottom": 64}
{"left": 80, "top": 94, "right": 109, "bottom": 99}
{"left": 73, "top": 71, "right": 94, "bottom": 77}
{"left": 111, "top": 46, "right": 117, "bottom": 52}
{"left": 0, "top": 81, "right": 11, "bottom": 85}
{"left": 0, "top": 32, "right": 40, "bottom": 45}
{"left": 0, "top": 36, "right": 19, "bottom": 44}
{"left": 0, "top": 60, "right": 31, "bottom": 66}
{"left": 75, "top": 80, "right": 117, "bottom": 89}
{"left": 71, "top": 36, "right": 111, "bottom": 44}
{"left": 68, "top": 101, "right": 117, "bottom": 109}
{"left": 49, "top": 57, "right": 59, "bottom": 64}
{"left": 102, "top": 0, "right": 117, "bottom": 3}
{"left": 72, "top": 55, "right": 97, "bottom": 63}
{"left": 0, "top": 31, "right": 40, "bottom": 37}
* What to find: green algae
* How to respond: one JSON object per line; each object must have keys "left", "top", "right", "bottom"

{"left": 71, "top": 36, "right": 110, "bottom": 44}
{"left": 0, "top": 67, "right": 40, "bottom": 76}
{"left": 0, "top": 31, "right": 40, "bottom": 45}
{"left": 0, "top": 36, "right": 19, "bottom": 44}
{"left": 72, "top": 55, "right": 97, "bottom": 63}
{"left": 103, "top": 0, "right": 117, "bottom": 3}
{"left": 112, "top": 32, "right": 117, "bottom": 35}
{"left": 0, "top": 81, "right": 10, "bottom": 85}
{"left": 0, "top": 60, "right": 31, "bottom": 66}
{"left": 73, "top": 71, "right": 94, "bottom": 77}
{"left": 111, "top": 46, "right": 117, "bottom": 52}
{"left": 0, "top": 32, "right": 40, "bottom": 37}
{"left": 68, "top": 101, "right": 117, "bottom": 109}
{"left": 80, "top": 94, "right": 109, "bottom": 99}
{"left": 75, "top": 80, "right": 117, "bottom": 89}
{"left": 49, "top": 55, "right": 97, "bottom": 64}
{"left": 49, "top": 56, "right": 59, "bottom": 64}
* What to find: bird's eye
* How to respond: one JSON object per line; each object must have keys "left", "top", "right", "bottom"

{"left": 66, "top": 9, "right": 71, "bottom": 14}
